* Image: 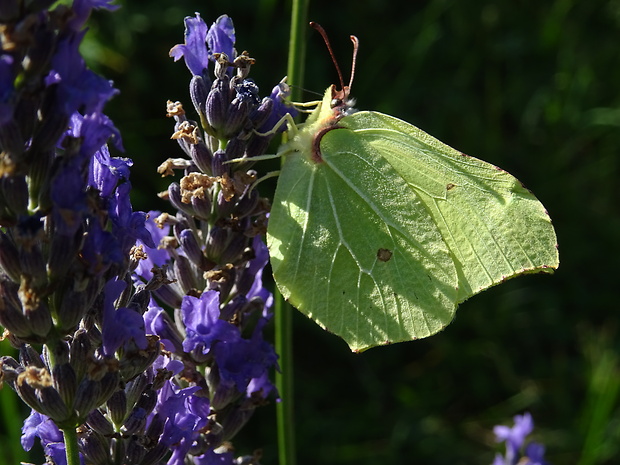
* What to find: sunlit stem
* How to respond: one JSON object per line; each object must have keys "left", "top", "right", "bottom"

{"left": 62, "top": 426, "right": 80, "bottom": 465}
{"left": 276, "top": 0, "right": 309, "bottom": 464}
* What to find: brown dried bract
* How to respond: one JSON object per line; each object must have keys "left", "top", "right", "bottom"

{"left": 166, "top": 100, "right": 185, "bottom": 118}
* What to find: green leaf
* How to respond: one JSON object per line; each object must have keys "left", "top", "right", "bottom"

{"left": 268, "top": 88, "right": 558, "bottom": 352}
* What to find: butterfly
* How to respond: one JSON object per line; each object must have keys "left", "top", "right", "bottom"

{"left": 266, "top": 23, "right": 559, "bottom": 352}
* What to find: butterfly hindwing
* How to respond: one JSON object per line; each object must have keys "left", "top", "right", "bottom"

{"left": 268, "top": 120, "right": 459, "bottom": 352}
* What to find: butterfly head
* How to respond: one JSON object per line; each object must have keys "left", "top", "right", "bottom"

{"left": 310, "top": 22, "right": 359, "bottom": 120}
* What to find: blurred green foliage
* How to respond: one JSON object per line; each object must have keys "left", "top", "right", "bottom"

{"left": 3, "top": 0, "right": 619, "bottom": 463}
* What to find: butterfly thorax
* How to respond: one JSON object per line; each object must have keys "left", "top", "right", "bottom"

{"left": 282, "top": 85, "right": 356, "bottom": 164}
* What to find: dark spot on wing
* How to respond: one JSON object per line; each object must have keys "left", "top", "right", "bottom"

{"left": 446, "top": 183, "right": 456, "bottom": 191}
{"left": 377, "top": 248, "right": 393, "bottom": 262}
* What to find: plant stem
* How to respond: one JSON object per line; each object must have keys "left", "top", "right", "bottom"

{"left": 275, "top": 291, "right": 296, "bottom": 465}
{"left": 62, "top": 426, "right": 80, "bottom": 465}
{"left": 287, "top": 0, "right": 309, "bottom": 101}
{"left": 275, "top": 2, "right": 309, "bottom": 465}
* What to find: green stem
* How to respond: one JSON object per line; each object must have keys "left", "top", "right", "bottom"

{"left": 286, "top": 0, "right": 310, "bottom": 102}
{"left": 275, "top": 290, "right": 295, "bottom": 465}
{"left": 275, "top": 2, "right": 309, "bottom": 465}
{"left": 61, "top": 426, "right": 80, "bottom": 465}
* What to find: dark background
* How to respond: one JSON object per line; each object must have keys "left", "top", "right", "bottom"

{"left": 3, "top": 0, "right": 619, "bottom": 464}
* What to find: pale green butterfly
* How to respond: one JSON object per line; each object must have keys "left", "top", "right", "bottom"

{"left": 267, "top": 23, "right": 559, "bottom": 352}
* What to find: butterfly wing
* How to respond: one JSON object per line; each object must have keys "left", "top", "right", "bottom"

{"left": 339, "top": 110, "right": 559, "bottom": 303}
{"left": 268, "top": 122, "right": 459, "bottom": 352}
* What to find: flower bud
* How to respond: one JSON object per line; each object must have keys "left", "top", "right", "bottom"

{"left": 145, "top": 412, "right": 165, "bottom": 443}
{"left": 190, "top": 189, "right": 213, "bottom": 222}
{"left": 86, "top": 408, "right": 115, "bottom": 436}
{"left": 179, "top": 229, "right": 208, "bottom": 270}
{"left": 205, "top": 77, "right": 231, "bottom": 134}
{"left": 220, "top": 401, "right": 255, "bottom": 441}
{"left": 225, "top": 136, "right": 247, "bottom": 163}
{"left": 219, "top": 230, "right": 248, "bottom": 265}
{"left": 80, "top": 430, "right": 110, "bottom": 465}
{"left": 244, "top": 133, "right": 272, "bottom": 160}
{"left": 121, "top": 406, "right": 147, "bottom": 435}
{"left": 69, "top": 329, "right": 92, "bottom": 380}
{"left": 18, "top": 243, "right": 47, "bottom": 290}
{"left": 249, "top": 96, "right": 274, "bottom": 130}
{"left": 211, "top": 149, "right": 229, "bottom": 177}
{"left": 24, "top": 298, "right": 53, "bottom": 339}
{"left": 107, "top": 389, "right": 127, "bottom": 426}
{"left": 135, "top": 387, "right": 158, "bottom": 415}
{"left": 0, "top": 120, "right": 24, "bottom": 160}
{"left": 0, "top": 278, "right": 29, "bottom": 337}
{"left": 125, "top": 436, "right": 147, "bottom": 465}
{"left": 47, "top": 231, "right": 81, "bottom": 280}
{"left": 124, "top": 371, "right": 151, "bottom": 407}
{"left": 0, "top": 174, "right": 28, "bottom": 217}
{"left": 38, "top": 384, "right": 71, "bottom": 423}
{"left": 168, "top": 182, "right": 196, "bottom": 217}
{"left": 234, "top": 189, "right": 260, "bottom": 219}
{"left": 140, "top": 442, "right": 168, "bottom": 465}
{"left": 52, "top": 363, "right": 77, "bottom": 407}
{"left": 190, "top": 140, "right": 213, "bottom": 175}
{"left": 73, "top": 378, "right": 102, "bottom": 417}
{"left": 97, "top": 370, "right": 121, "bottom": 407}
{"left": 56, "top": 286, "right": 89, "bottom": 332}
{"left": 119, "top": 335, "right": 160, "bottom": 381}
{"left": 207, "top": 368, "right": 240, "bottom": 410}
{"left": 0, "top": 231, "right": 21, "bottom": 281}
{"left": 153, "top": 283, "right": 183, "bottom": 309}
{"left": 190, "top": 74, "right": 209, "bottom": 117}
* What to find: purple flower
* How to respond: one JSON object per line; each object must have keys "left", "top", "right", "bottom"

{"left": 525, "top": 442, "right": 549, "bottom": 465}
{"left": 50, "top": 159, "right": 89, "bottom": 235}
{"left": 193, "top": 449, "right": 234, "bottom": 465}
{"left": 48, "top": 31, "right": 119, "bottom": 119}
{"left": 0, "top": 53, "right": 14, "bottom": 124}
{"left": 21, "top": 411, "right": 63, "bottom": 451}
{"left": 182, "top": 290, "right": 240, "bottom": 356}
{"left": 170, "top": 14, "right": 238, "bottom": 81}
{"left": 69, "top": 0, "right": 120, "bottom": 31}
{"left": 153, "top": 380, "right": 208, "bottom": 465}
{"left": 144, "top": 301, "right": 183, "bottom": 353}
{"left": 89, "top": 144, "right": 132, "bottom": 198}
{"left": 80, "top": 219, "right": 124, "bottom": 275}
{"left": 109, "top": 182, "right": 155, "bottom": 253}
{"left": 21, "top": 411, "right": 83, "bottom": 465}
{"left": 494, "top": 412, "right": 533, "bottom": 459}
{"left": 76, "top": 112, "right": 123, "bottom": 156}
{"left": 258, "top": 80, "right": 298, "bottom": 133}
{"left": 206, "top": 15, "right": 236, "bottom": 60}
{"left": 134, "top": 211, "right": 172, "bottom": 282}
{"left": 213, "top": 317, "right": 278, "bottom": 394}
{"left": 243, "top": 235, "right": 274, "bottom": 314}
{"left": 169, "top": 13, "right": 211, "bottom": 77}
{"left": 101, "top": 279, "right": 148, "bottom": 356}
{"left": 493, "top": 412, "right": 550, "bottom": 465}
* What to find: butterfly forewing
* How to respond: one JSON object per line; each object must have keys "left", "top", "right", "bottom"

{"left": 341, "top": 111, "right": 559, "bottom": 303}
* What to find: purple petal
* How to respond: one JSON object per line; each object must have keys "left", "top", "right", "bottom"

{"left": 206, "top": 15, "right": 236, "bottom": 59}
{"left": 169, "top": 13, "right": 211, "bottom": 77}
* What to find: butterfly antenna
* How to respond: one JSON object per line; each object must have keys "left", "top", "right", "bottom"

{"left": 309, "top": 22, "right": 346, "bottom": 92}
{"left": 348, "top": 35, "right": 359, "bottom": 91}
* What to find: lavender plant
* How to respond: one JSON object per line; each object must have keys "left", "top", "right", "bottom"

{"left": 0, "top": 3, "right": 286, "bottom": 465}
